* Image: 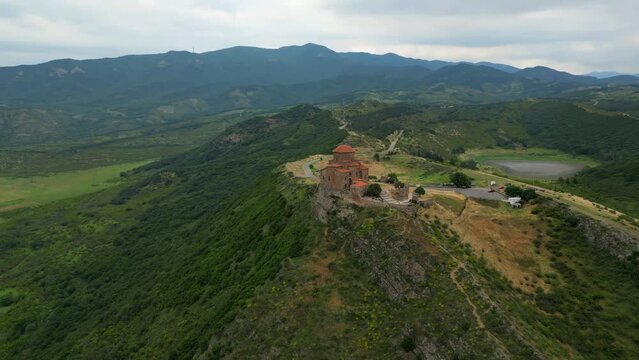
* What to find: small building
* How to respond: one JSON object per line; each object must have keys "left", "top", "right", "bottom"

{"left": 508, "top": 197, "right": 522, "bottom": 208}
{"left": 319, "top": 145, "right": 369, "bottom": 194}
{"left": 395, "top": 183, "right": 409, "bottom": 200}
{"left": 350, "top": 180, "right": 368, "bottom": 199}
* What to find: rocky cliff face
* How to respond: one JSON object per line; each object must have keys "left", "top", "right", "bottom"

{"left": 213, "top": 191, "right": 639, "bottom": 359}
{"left": 555, "top": 205, "right": 639, "bottom": 259}
{"left": 578, "top": 216, "right": 639, "bottom": 259}
{"left": 349, "top": 217, "right": 432, "bottom": 302}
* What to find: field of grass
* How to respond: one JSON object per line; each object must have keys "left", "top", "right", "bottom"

{"left": 431, "top": 194, "right": 466, "bottom": 215}
{"left": 0, "top": 161, "right": 151, "bottom": 212}
{"left": 380, "top": 154, "right": 450, "bottom": 185}
{"left": 463, "top": 147, "right": 599, "bottom": 166}
{"left": 0, "top": 108, "right": 259, "bottom": 177}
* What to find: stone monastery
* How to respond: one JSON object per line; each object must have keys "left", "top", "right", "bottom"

{"left": 319, "top": 144, "right": 369, "bottom": 198}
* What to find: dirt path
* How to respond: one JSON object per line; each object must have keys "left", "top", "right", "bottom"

{"left": 423, "top": 185, "right": 506, "bottom": 201}
{"left": 429, "top": 202, "right": 544, "bottom": 358}
{"left": 337, "top": 109, "right": 349, "bottom": 130}
{"left": 621, "top": 112, "right": 639, "bottom": 121}
{"left": 445, "top": 251, "right": 513, "bottom": 356}
{"left": 450, "top": 263, "right": 485, "bottom": 329}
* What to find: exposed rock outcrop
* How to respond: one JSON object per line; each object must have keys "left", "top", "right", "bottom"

{"left": 577, "top": 215, "right": 639, "bottom": 259}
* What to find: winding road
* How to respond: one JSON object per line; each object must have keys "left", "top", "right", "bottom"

{"left": 382, "top": 129, "right": 403, "bottom": 155}
{"left": 302, "top": 157, "right": 320, "bottom": 178}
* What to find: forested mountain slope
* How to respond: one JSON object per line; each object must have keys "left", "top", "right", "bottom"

{"left": 2, "top": 105, "right": 638, "bottom": 359}
{"left": 2, "top": 44, "right": 638, "bottom": 148}
{"left": 0, "top": 106, "right": 345, "bottom": 358}
{"left": 346, "top": 100, "right": 639, "bottom": 160}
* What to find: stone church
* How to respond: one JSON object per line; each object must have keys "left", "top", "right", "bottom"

{"left": 319, "top": 144, "right": 369, "bottom": 197}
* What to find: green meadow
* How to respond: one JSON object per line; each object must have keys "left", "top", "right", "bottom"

{"left": 0, "top": 161, "right": 151, "bottom": 212}
{"left": 463, "top": 147, "right": 599, "bottom": 166}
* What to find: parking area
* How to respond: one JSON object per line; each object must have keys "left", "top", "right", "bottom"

{"left": 423, "top": 186, "right": 507, "bottom": 201}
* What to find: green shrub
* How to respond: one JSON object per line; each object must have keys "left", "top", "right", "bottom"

{"left": 0, "top": 292, "right": 15, "bottom": 307}
{"left": 460, "top": 159, "right": 478, "bottom": 169}
{"left": 364, "top": 183, "right": 382, "bottom": 197}
{"left": 521, "top": 188, "right": 538, "bottom": 201}
{"left": 400, "top": 336, "right": 416, "bottom": 352}
{"left": 451, "top": 146, "right": 466, "bottom": 155}
{"left": 450, "top": 172, "right": 472, "bottom": 188}
{"left": 505, "top": 185, "right": 523, "bottom": 197}
{"left": 414, "top": 186, "right": 426, "bottom": 195}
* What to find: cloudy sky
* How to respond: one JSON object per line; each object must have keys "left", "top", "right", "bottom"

{"left": 1, "top": 0, "right": 638, "bottom": 73}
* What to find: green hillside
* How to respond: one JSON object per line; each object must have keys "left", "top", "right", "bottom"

{"left": 521, "top": 101, "right": 639, "bottom": 159}
{"left": 2, "top": 44, "right": 638, "bottom": 153}
{"left": 1, "top": 105, "right": 639, "bottom": 359}
{"left": 0, "top": 106, "right": 346, "bottom": 358}
{"left": 345, "top": 99, "right": 639, "bottom": 216}
{"left": 554, "top": 158, "right": 639, "bottom": 218}
{"left": 346, "top": 100, "right": 639, "bottom": 160}
{"left": 1, "top": 46, "right": 639, "bottom": 359}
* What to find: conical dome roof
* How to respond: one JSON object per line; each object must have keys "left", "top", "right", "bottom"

{"left": 332, "top": 144, "right": 355, "bottom": 153}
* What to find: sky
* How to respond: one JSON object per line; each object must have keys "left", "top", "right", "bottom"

{"left": 1, "top": 0, "right": 638, "bottom": 74}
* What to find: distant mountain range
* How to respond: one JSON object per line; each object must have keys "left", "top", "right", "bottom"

{"left": 585, "top": 71, "right": 639, "bottom": 79}
{"left": 1, "top": 43, "right": 638, "bottom": 107}
{"left": 1, "top": 43, "right": 638, "bottom": 147}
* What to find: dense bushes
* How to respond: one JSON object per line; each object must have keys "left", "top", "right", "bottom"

{"left": 0, "top": 105, "right": 346, "bottom": 359}
{"left": 520, "top": 201, "right": 639, "bottom": 358}
{"left": 459, "top": 159, "right": 477, "bottom": 169}
{"left": 385, "top": 173, "right": 399, "bottom": 184}
{"left": 522, "top": 101, "right": 639, "bottom": 160}
{"left": 450, "top": 172, "right": 472, "bottom": 188}
{"left": 504, "top": 185, "right": 537, "bottom": 201}
{"left": 364, "top": 183, "right": 382, "bottom": 197}
{"left": 505, "top": 185, "right": 522, "bottom": 197}
{"left": 553, "top": 158, "right": 639, "bottom": 217}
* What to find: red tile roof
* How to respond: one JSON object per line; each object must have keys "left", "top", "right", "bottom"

{"left": 352, "top": 181, "right": 368, "bottom": 187}
{"left": 333, "top": 144, "right": 355, "bottom": 153}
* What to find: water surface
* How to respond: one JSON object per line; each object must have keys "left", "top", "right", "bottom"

{"left": 486, "top": 160, "right": 586, "bottom": 179}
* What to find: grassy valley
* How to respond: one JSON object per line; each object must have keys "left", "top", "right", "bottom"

{"left": 0, "top": 109, "right": 259, "bottom": 177}
{"left": 0, "top": 161, "right": 151, "bottom": 212}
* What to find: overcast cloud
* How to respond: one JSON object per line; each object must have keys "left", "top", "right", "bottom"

{"left": 1, "top": 0, "right": 638, "bottom": 73}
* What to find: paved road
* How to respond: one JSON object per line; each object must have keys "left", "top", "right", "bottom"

{"left": 423, "top": 186, "right": 507, "bottom": 201}
{"left": 302, "top": 158, "right": 320, "bottom": 178}
{"left": 382, "top": 129, "right": 403, "bottom": 155}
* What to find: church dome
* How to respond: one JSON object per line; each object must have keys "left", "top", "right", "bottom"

{"left": 332, "top": 144, "right": 355, "bottom": 153}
